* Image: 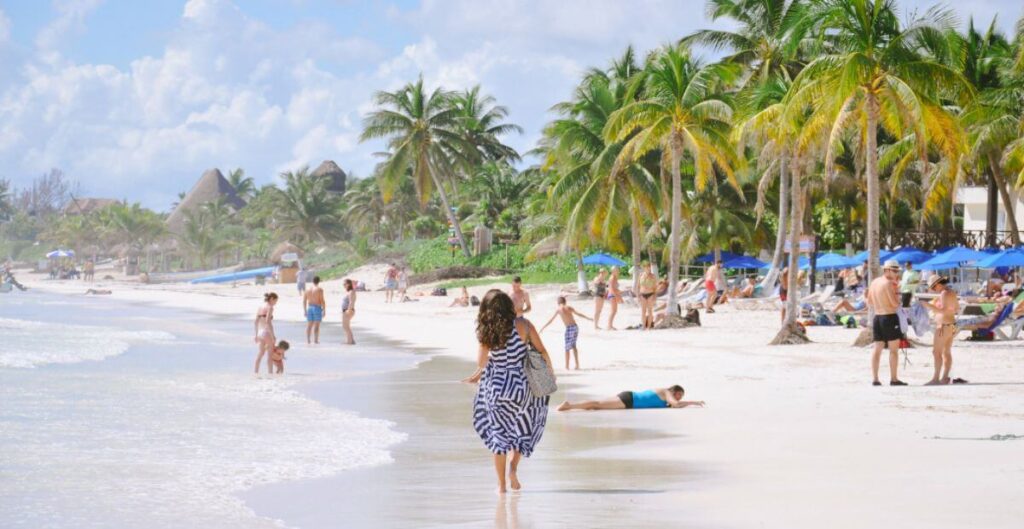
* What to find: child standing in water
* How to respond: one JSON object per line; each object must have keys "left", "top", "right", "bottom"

{"left": 270, "top": 340, "right": 290, "bottom": 375}
{"left": 540, "top": 296, "right": 593, "bottom": 370}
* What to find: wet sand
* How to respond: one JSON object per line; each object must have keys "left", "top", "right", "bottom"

{"left": 245, "top": 349, "right": 703, "bottom": 529}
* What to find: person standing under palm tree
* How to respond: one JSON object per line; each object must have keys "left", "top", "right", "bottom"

{"left": 592, "top": 268, "right": 608, "bottom": 330}
{"left": 607, "top": 266, "right": 623, "bottom": 330}
{"left": 638, "top": 263, "right": 658, "bottom": 329}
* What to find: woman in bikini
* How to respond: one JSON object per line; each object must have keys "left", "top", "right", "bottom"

{"left": 607, "top": 267, "right": 622, "bottom": 330}
{"left": 592, "top": 269, "right": 608, "bottom": 330}
{"left": 341, "top": 278, "right": 357, "bottom": 345}
{"left": 253, "top": 292, "right": 278, "bottom": 375}
{"left": 638, "top": 262, "right": 658, "bottom": 329}
{"left": 920, "top": 275, "right": 963, "bottom": 385}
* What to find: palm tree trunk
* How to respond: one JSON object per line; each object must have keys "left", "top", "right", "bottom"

{"left": 761, "top": 154, "right": 789, "bottom": 290}
{"left": 985, "top": 172, "right": 998, "bottom": 247}
{"left": 575, "top": 248, "right": 588, "bottom": 293}
{"left": 666, "top": 145, "right": 682, "bottom": 317}
{"left": 430, "top": 170, "right": 471, "bottom": 257}
{"left": 865, "top": 93, "right": 881, "bottom": 282}
{"left": 771, "top": 157, "right": 809, "bottom": 345}
{"left": 631, "top": 202, "right": 643, "bottom": 296}
{"left": 989, "top": 152, "right": 1021, "bottom": 246}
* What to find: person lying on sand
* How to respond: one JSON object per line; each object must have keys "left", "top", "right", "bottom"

{"left": 540, "top": 296, "right": 593, "bottom": 370}
{"left": 85, "top": 289, "right": 111, "bottom": 295}
{"left": 270, "top": 340, "right": 290, "bottom": 375}
{"left": 557, "top": 385, "right": 704, "bottom": 411}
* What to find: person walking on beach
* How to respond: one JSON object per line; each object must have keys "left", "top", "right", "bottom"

{"left": 899, "top": 262, "right": 919, "bottom": 308}
{"left": 296, "top": 267, "right": 307, "bottom": 296}
{"left": 253, "top": 292, "right": 278, "bottom": 375}
{"left": 557, "top": 385, "right": 704, "bottom": 411}
{"left": 607, "top": 266, "right": 622, "bottom": 330}
{"left": 920, "top": 275, "right": 964, "bottom": 385}
{"left": 540, "top": 296, "right": 593, "bottom": 370}
{"left": 397, "top": 266, "right": 409, "bottom": 300}
{"left": 341, "top": 279, "right": 357, "bottom": 345}
{"left": 779, "top": 266, "right": 789, "bottom": 323}
{"left": 638, "top": 263, "right": 657, "bottom": 329}
{"left": 592, "top": 269, "right": 608, "bottom": 330}
{"left": 384, "top": 264, "right": 398, "bottom": 303}
{"left": 509, "top": 276, "right": 532, "bottom": 318}
{"left": 704, "top": 260, "right": 723, "bottom": 313}
{"left": 83, "top": 259, "right": 95, "bottom": 282}
{"left": 464, "top": 290, "right": 554, "bottom": 494}
{"left": 303, "top": 275, "right": 326, "bottom": 345}
{"left": 867, "top": 260, "right": 906, "bottom": 386}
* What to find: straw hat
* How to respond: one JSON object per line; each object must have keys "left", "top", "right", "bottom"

{"left": 882, "top": 259, "right": 901, "bottom": 271}
{"left": 927, "top": 275, "right": 948, "bottom": 289}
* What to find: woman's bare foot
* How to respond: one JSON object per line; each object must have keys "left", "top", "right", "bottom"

{"left": 509, "top": 471, "right": 521, "bottom": 491}
{"left": 556, "top": 401, "right": 571, "bottom": 411}
{"left": 924, "top": 379, "right": 941, "bottom": 386}
{"left": 496, "top": 486, "right": 507, "bottom": 495}
{"left": 940, "top": 377, "right": 951, "bottom": 385}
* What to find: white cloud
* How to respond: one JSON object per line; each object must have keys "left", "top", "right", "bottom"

{"left": 35, "top": 0, "right": 104, "bottom": 53}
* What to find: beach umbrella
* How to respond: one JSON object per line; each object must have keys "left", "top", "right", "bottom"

{"left": 888, "top": 248, "right": 933, "bottom": 264}
{"left": 852, "top": 249, "right": 894, "bottom": 263}
{"left": 46, "top": 249, "right": 74, "bottom": 258}
{"left": 981, "top": 247, "right": 1002, "bottom": 254}
{"left": 694, "top": 251, "right": 742, "bottom": 264}
{"left": 581, "top": 253, "right": 626, "bottom": 267}
{"left": 762, "top": 256, "right": 809, "bottom": 270}
{"left": 722, "top": 255, "right": 767, "bottom": 269}
{"left": 976, "top": 248, "right": 1024, "bottom": 268}
{"left": 803, "top": 253, "right": 859, "bottom": 271}
{"left": 918, "top": 247, "right": 989, "bottom": 270}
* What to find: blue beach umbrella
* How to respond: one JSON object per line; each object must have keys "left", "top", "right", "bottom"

{"left": 852, "top": 249, "right": 894, "bottom": 263}
{"left": 580, "top": 253, "right": 627, "bottom": 267}
{"left": 694, "top": 251, "right": 742, "bottom": 264}
{"left": 722, "top": 255, "right": 767, "bottom": 269}
{"left": 888, "top": 248, "right": 933, "bottom": 264}
{"left": 762, "top": 255, "right": 809, "bottom": 270}
{"left": 46, "top": 249, "right": 75, "bottom": 258}
{"left": 976, "top": 248, "right": 1024, "bottom": 268}
{"left": 804, "top": 253, "right": 859, "bottom": 271}
{"left": 918, "top": 247, "right": 989, "bottom": 270}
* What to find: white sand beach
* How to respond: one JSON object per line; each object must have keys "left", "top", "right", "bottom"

{"left": 14, "top": 263, "right": 1024, "bottom": 528}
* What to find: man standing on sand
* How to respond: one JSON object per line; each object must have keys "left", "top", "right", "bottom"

{"left": 899, "top": 262, "right": 919, "bottom": 308}
{"left": 867, "top": 259, "right": 906, "bottom": 386}
{"left": 384, "top": 263, "right": 398, "bottom": 303}
{"left": 540, "top": 296, "right": 593, "bottom": 370}
{"left": 704, "top": 260, "right": 722, "bottom": 314}
{"left": 303, "top": 276, "right": 326, "bottom": 344}
{"left": 509, "top": 276, "right": 531, "bottom": 318}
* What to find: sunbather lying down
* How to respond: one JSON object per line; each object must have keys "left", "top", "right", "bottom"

{"left": 956, "top": 302, "right": 1024, "bottom": 330}
{"left": 831, "top": 298, "right": 867, "bottom": 314}
{"left": 557, "top": 385, "right": 704, "bottom": 411}
{"left": 85, "top": 289, "right": 112, "bottom": 295}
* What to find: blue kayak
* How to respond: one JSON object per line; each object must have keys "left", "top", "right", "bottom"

{"left": 190, "top": 266, "right": 276, "bottom": 284}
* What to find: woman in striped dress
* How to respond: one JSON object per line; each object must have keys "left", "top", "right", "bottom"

{"left": 464, "top": 289, "right": 555, "bottom": 494}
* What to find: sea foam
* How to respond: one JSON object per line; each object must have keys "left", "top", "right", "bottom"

{"left": 0, "top": 317, "right": 174, "bottom": 368}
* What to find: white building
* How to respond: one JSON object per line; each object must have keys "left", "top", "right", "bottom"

{"left": 955, "top": 186, "right": 1024, "bottom": 233}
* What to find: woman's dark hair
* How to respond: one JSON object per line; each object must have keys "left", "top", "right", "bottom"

{"left": 343, "top": 279, "right": 353, "bottom": 291}
{"left": 669, "top": 384, "right": 684, "bottom": 396}
{"left": 477, "top": 289, "right": 516, "bottom": 350}
{"left": 264, "top": 292, "right": 278, "bottom": 302}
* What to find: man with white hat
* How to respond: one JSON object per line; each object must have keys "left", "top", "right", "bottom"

{"left": 866, "top": 259, "right": 906, "bottom": 386}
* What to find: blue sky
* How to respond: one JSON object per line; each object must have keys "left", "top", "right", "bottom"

{"left": 0, "top": 0, "right": 1021, "bottom": 211}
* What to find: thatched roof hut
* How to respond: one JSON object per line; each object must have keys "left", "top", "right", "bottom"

{"left": 64, "top": 197, "right": 120, "bottom": 216}
{"left": 311, "top": 160, "right": 347, "bottom": 194}
{"left": 166, "top": 169, "right": 246, "bottom": 234}
{"left": 270, "top": 241, "right": 304, "bottom": 263}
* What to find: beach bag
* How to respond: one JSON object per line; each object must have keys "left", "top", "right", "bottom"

{"left": 470, "top": 295, "right": 480, "bottom": 306}
{"left": 969, "top": 330, "right": 994, "bottom": 341}
{"left": 684, "top": 308, "right": 701, "bottom": 326}
{"left": 431, "top": 287, "right": 447, "bottom": 296}
{"left": 522, "top": 343, "right": 557, "bottom": 397}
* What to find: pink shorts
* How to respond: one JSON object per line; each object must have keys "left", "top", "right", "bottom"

{"left": 705, "top": 280, "right": 716, "bottom": 292}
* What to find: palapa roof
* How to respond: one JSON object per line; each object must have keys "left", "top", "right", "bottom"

{"left": 311, "top": 160, "right": 347, "bottom": 194}
{"left": 270, "top": 241, "right": 305, "bottom": 263}
{"left": 64, "top": 197, "right": 120, "bottom": 216}
{"left": 166, "top": 168, "right": 246, "bottom": 233}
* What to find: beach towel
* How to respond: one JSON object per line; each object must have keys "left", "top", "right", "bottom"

{"left": 909, "top": 303, "right": 931, "bottom": 337}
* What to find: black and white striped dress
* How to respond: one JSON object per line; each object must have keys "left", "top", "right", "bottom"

{"left": 472, "top": 327, "right": 549, "bottom": 457}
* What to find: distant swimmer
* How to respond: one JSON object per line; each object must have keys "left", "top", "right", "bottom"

{"left": 557, "top": 385, "right": 704, "bottom": 411}
{"left": 539, "top": 296, "right": 592, "bottom": 370}
{"left": 303, "top": 275, "right": 326, "bottom": 344}
{"left": 254, "top": 292, "right": 278, "bottom": 375}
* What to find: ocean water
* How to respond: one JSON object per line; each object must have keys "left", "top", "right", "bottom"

{"left": 0, "top": 292, "right": 411, "bottom": 528}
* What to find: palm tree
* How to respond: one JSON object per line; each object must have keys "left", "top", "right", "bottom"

{"left": 360, "top": 78, "right": 477, "bottom": 257}
{"left": 788, "top": 0, "right": 970, "bottom": 280}
{"left": 451, "top": 86, "right": 523, "bottom": 164}
{"left": 227, "top": 168, "right": 256, "bottom": 202}
{"left": 0, "top": 179, "right": 14, "bottom": 221}
{"left": 179, "top": 208, "right": 230, "bottom": 269}
{"left": 467, "top": 161, "right": 537, "bottom": 236}
{"left": 606, "top": 43, "right": 741, "bottom": 320}
{"left": 272, "top": 167, "right": 346, "bottom": 244}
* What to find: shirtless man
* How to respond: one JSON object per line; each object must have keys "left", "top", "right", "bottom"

{"left": 704, "top": 260, "right": 722, "bottom": 314}
{"left": 509, "top": 276, "right": 531, "bottom": 318}
{"left": 867, "top": 259, "right": 906, "bottom": 386}
{"left": 557, "top": 385, "right": 704, "bottom": 411}
{"left": 303, "top": 275, "right": 326, "bottom": 344}
{"left": 540, "top": 296, "right": 593, "bottom": 370}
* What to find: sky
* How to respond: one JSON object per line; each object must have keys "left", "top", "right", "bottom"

{"left": 0, "top": 0, "right": 1021, "bottom": 212}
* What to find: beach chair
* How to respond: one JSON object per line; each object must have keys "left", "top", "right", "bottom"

{"left": 973, "top": 303, "right": 1014, "bottom": 340}
{"left": 800, "top": 285, "right": 835, "bottom": 305}
{"left": 995, "top": 313, "right": 1024, "bottom": 340}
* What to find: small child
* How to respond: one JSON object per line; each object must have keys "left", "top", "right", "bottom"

{"left": 270, "top": 340, "right": 290, "bottom": 375}
{"left": 540, "top": 296, "right": 593, "bottom": 370}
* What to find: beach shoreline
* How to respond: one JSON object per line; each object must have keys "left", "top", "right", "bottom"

{"left": 15, "top": 268, "right": 1024, "bottom": 528}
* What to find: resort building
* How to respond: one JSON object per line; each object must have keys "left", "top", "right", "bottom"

{"left": 955, "top": 185, "right": 1024, "bottom": 235}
